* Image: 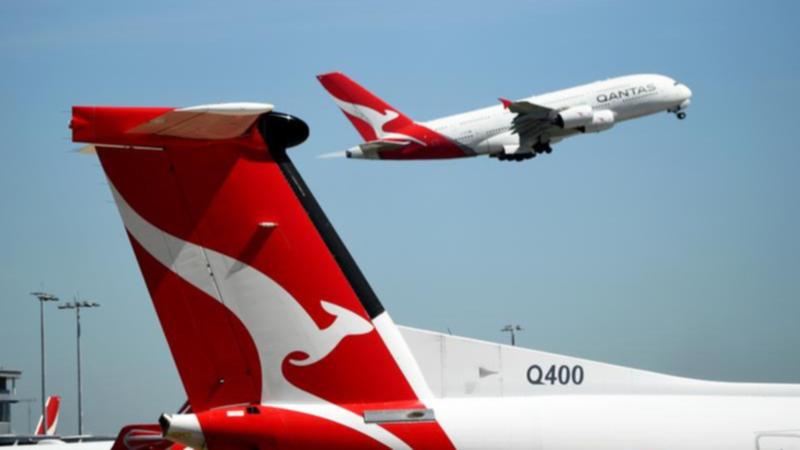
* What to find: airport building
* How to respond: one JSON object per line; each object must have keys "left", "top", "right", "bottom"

{"left": 0, "top": 369, "right": 20, "bottom": 434}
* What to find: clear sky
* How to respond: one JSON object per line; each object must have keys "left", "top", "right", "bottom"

{"left": 1, "top": 0, "right": 798, "bottom": 437}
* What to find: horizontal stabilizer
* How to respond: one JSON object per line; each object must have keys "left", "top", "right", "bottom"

{"left": 71, "top": 103, "right": 273, "bottom": 146}
{"left": 343, "top": 139, "right": 410, "bottom": 159}
{"left": 360, "top": 139, "right": 409, "bottom": 152}
{"left": 127, "top": 102, "right": 273, "bottom": 140}
{"left": 110, "top": 423, "right": 175, "bottom": 450}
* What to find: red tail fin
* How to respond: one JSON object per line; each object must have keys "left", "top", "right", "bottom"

{"left": 72, "top": 106, "right": 453, "bottom": 448}
{"left": 317, "top": 72, "right": 415, "bottom": 142}
{"left": 34, "top": 395, "right": 60, "bottom": 435}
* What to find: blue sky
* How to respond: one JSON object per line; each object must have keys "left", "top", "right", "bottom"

{"left": 1, "top": 0, "right": 799, "bottom": 436}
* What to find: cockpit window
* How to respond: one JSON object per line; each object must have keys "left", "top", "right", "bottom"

{"left": 673, "top": 81, "right": 680, "bottom": 86}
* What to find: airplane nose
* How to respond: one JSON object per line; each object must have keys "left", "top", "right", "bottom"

{"left": 678, "top": 84, "right": 692, "bottom": 101}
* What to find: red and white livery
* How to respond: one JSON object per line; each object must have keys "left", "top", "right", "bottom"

{"left": 34, "top": 395, "right": 60, "bottom": 436}
{"left": 318, "top": 72, "right": 693, "bottom": 161}
{"left": 70, "top": 102, "right": 800, "bottom": 450}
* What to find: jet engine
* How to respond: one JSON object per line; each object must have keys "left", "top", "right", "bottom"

{"left": 554, "top": 105, "right": 593, "bottom": 129}
{"left": 580, "top": 110, "right": 615, "bottom": 133}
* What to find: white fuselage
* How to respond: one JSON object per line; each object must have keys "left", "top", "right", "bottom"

{"left": 397, "top": 326, "right": 800, "bottom": 450}
{"left": 424, "top": 74, "right": 692, "bottom": 156}
{"left": 431, "top": 394, "right": 800, "bottom": 450}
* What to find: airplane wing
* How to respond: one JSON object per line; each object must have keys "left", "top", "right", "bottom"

{"left": 318, "top": 139, "right": 410, "bottom": 159}
{"left": 499, "top": 98, "right": 552, "bottom": 117}
{"left": 499, "top": 98, "right": 557, "bottom": 148}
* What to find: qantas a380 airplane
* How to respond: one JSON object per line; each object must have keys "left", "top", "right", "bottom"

{"left": 67, "top": 103, "right": 800, "bottom": 450}
{"left": 318, "top": 72, "right": 692, "bottom": 161}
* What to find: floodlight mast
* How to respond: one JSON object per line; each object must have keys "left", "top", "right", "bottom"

{"left": 30, "top": 292, "right": 59, "bottom": 434}
{"left": 58, "top": 298, "right": 100, "bottom": 435}
{"left": 501, "top": 324, "right": 523, "bottom": 346}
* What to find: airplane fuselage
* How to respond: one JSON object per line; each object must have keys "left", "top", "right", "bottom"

{"left": 321, "top": 73, "right": 693, "bottom": 161}
{"left": 423, "top": 74, "right": 692, "bottom": 158}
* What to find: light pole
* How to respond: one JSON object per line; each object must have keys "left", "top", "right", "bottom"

{"left": 30, "top": 292, "right": 59, "bottom": 434}
{"left": 501, "top": 324, "right": 523, "bottom": 346}
{"left": 58, "top": 299, "right": 100, "bottom": 435}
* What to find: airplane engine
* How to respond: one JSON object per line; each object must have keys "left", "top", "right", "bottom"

{"left": 580, "top": 109, "right": 615, "bottom": 133}
{"left": 554, "top": 105, "right": 594, "bottom": 129}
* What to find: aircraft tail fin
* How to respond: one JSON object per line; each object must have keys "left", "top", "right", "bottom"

{"left": 317, "top": 72, "right": 415, "bottom": 142}
{"left": 72, "top": 105, "right": 453, "bottom": 448}
{"left": 34, "top": 395, "right": 60, "bottom": 436}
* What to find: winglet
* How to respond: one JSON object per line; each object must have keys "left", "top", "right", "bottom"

{"left": 499, "top": 98, "right": 513, "bottom": 109}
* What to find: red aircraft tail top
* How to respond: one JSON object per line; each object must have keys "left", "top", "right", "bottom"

{"left": 317, "top": 72, "right": 415, "bottom": 142}
{"left": 34, "top": 395, "right": 60, "bottom": 436}
{"left": 317, "top": 72, "right": 469, "bottom": 160}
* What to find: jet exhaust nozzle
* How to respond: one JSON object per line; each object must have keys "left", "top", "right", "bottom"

{"left": 346, "top": 146, "right": 364, "bottom": 158}
{"left": 159, "top": 413, "right": 206, "bottom": 450}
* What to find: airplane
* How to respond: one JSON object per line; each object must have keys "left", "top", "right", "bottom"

{"left": 67, "top": 102, "right": 800, "bottom": 450}
{"left": 0, "top": 395, "right": 60, "bottom": 444}
{"left": 0, "top": 395, "right": 113, "bottom": 447}
{"left": 317, "top": 72, "right": 693, "bottom": 161}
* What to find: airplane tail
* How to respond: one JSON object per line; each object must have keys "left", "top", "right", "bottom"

{"left": 317, "top": 72, "right": 415, "bottom": 142}
{"left": 71, "top": 104, "right": 453, "bottom": 448}
{"left": 34, "top": 395, "right": 60, "bottom": 436}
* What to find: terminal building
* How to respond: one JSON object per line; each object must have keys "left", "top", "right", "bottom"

{"left": 0, "top": 369, "right": 20, "bottom": 435}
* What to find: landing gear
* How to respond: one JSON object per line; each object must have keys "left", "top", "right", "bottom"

{"left": 492, "top": 141, "right": 553, "bottom": 162}
{"left": 677, "top": 112, "right": 686, "bottom": 120}
{"left": 533, "top": 142, "right": 552, "bottom": 154}
{"left": 494, "top": 152, "right": 535, "bottom": 162}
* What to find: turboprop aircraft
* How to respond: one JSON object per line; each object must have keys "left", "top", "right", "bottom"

{"left": 318, "top": 72, "right": 692, "bottom": 161}
{"left": 68, "top": 103, "right": 800, "bottom": 450}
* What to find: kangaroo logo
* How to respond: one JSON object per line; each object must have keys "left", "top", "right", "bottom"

{"left": 332, "top": 96, "right": 427, "bottom": 146}
{"left": 109, "top": 183, "right": 374, "bottom": 401}
{"left": 109, "top": 183, "right": 414, "bottom": 449}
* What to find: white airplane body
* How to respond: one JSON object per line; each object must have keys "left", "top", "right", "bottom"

{"left": 318, "top": 73, "right": 693, "bottom": 161}
{"left": 61, "top": 101, "right": 800, "bottom": 450}
{"left": 401, "top": 327, "right": 800, "bottom": 450}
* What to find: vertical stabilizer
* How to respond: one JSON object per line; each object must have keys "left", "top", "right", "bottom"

{"left": 71, "top": 106, "right": 453, "bottom": 449}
